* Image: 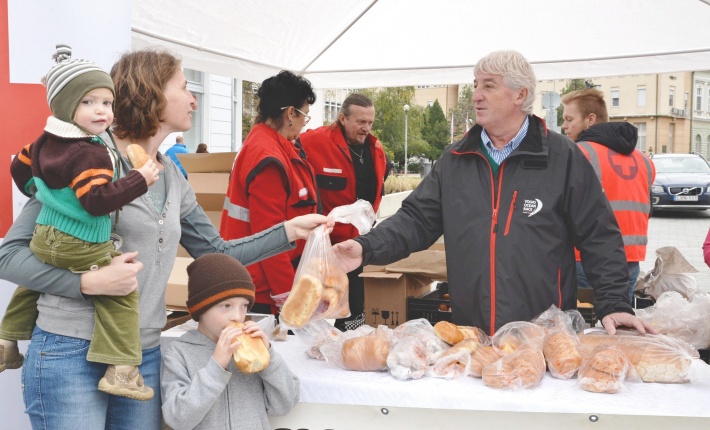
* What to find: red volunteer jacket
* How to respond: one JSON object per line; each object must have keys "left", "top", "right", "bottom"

{"left": 220, "top": 123, "right": 318, "bottom": 307}
{"left": 299, "top": 124, "right": 387, "bottom": 244}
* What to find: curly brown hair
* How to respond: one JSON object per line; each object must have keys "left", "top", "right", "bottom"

{"left": 110, "top": 49, "right": 181, "bottom": 140}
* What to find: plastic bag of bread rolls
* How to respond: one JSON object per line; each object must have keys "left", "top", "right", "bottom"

{"left": 491, "top": 321, "right": 546, "bottom": 355}
{"left": 578, "top": 330, "right": 710, "bottom": 384}
{"left": 482, "top": 345, "right": 546, "bottom": 389}
{"left": 433, "top": 321, "right": 487, "bottom": 346}
{"left": 578, "top": 345, "right": 636, "bottom": 393}
{"left": 279, "top": 225, "right": 349, "bottom": 328}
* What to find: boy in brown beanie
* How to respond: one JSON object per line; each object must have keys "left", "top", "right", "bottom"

{"left": 161, "top": 253, "right": 299, "bottom": 430}
{"left": 0, "top": 45, "right": 159, "bottom": 400}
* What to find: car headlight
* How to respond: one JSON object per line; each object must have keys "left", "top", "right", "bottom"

{"left": 651, "top": 185, "right": 664, "bottom": 194}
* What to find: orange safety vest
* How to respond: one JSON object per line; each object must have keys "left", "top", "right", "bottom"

{"left": 220, "top": 123, "right": 318, "bottom": 306}
{"left": 575, "top": 141, "right": 655, "bottom": 262}
{"left": 299, "top": 125, "right": 387, "bottom": 244}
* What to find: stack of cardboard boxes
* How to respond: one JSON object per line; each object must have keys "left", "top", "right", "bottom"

{"left": 165, "top": 152, "right": 236, "bottom": 311}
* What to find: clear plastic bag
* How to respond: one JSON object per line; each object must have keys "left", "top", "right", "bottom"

{"left": 277, "top": 200, "right": 376, "bottom": 329}
{"left": 635, "top": 291, "right": 710, "bottom": 350}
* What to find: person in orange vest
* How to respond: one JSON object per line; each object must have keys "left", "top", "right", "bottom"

{"left": 220, "top": 71, "right": 319, "bottom": 316}
{"left": 562, "top": 88, "right": 655, "bottom": 302}
{"left": 298, "top": 94, "right": 388, "bottom": 331}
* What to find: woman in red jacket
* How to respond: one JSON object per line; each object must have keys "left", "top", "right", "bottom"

{"left": 221, "top": 71, "right": 318, "bottom": 314}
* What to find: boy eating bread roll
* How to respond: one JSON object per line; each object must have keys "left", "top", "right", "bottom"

{"left": 161, "top": 254, "right": 299, "bottom": 430}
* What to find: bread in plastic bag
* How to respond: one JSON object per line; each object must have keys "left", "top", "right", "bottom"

{"left": 482, "top": 345, "right": 546, "bottom": 390}
{"left": 491, "top": 321, "right": 546, "bottom": 355}
{"left": 578, "top": 329, "right": 708, "bottom": 384}
{"left": 578, "top": 344, "right": 635, "bottom": 394}
{"left": 277, "top": 200, "right": 376, "bottom": 329}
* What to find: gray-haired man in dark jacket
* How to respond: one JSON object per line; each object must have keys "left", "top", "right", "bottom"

{"left": 333, "top": 50, "right": 657, "bottom": 336}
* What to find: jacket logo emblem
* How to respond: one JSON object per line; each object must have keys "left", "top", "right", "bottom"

{"left": 298, "top": 187, "right": 308, "bottom": 198}
{"left": 522, "top": 199, "right": 543, "bottom": 217}
{"left": 323, "top": 168, "right": 342, "bottom": 174}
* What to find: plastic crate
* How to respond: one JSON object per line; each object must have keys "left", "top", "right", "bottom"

{"left": 406, "top": 282, "right": 452, "bottom": 324}
{"left": 576, "top": 306, "right": 598, "bottom": 327}
{"left": 699, "top": 349, "right": 709, "bottom": 364}
{"left": 634, "top": 296, "right": 654, "bottom": 309}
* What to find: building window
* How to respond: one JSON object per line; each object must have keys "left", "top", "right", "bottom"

{"left": 669, "top": 87, "right": 674, "bottom": 107}
{"left": 696, "top": 135, "right": 702, "bottom": 153}
{"left": 183, "top": 68, "right": 204, "bottom": 151}
{"left": 637, "top": 86, "right": 646, "bottom": 107}
{"left": 697, "top": 87, "right": 703, "bottom": 111}
{"left": 634, "top": 123, "right": 647, "bottom": 152}
{"left": 685, "top": 92, "right": 689, "bottom": 110}
{"left": 611, "top": 88, "right": 619, "bottom": 107}
{"left": 668, "top": 123, "right": 674, "bottom": 152}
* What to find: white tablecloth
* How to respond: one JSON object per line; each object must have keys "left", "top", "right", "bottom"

{"left": 271, "top": 336, "right": 710, "bottom": 419}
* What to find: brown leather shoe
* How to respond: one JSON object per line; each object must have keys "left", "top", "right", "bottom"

{"left": 0, "top": 339, "right": 24, "bottom": 372}
{"left": 98, "top": 364, "right": 154, "bottom": 401}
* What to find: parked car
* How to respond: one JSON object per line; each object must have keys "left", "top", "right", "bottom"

{"left": 650, "top": 153, "right": 710, "bottom": 212}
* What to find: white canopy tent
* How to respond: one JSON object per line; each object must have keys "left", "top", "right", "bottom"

{"left": 132, "top": 0, "right": 710, "bottom": 88}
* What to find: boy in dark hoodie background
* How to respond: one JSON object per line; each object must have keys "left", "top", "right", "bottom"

{"left": 161, "top": 254, "right": 298, "bottom": 430}
{"left": 562, "top": 88, "right": 656, "bottom": 301}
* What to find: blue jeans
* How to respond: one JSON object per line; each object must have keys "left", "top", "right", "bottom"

{"left": 22, "top": 326, "right": 162, "bottom": 430}
{"left": 576, "top": 261, "right": 640, "bottom": 303}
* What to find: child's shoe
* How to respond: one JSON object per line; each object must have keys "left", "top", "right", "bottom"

{"left": 0, "top": 339, "right": 24, "bottom": 372}
{"left": 98, "top": 364, "right": 154, "bottom": 401}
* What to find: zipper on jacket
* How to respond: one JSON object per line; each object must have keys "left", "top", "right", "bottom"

{"left": 557, "top": 267, "right": 563, "bottom": 308}
{"left": 489, "top": 163, "right": 506, "bottom": 335}
{"left": 503, "top": 190, "right": 518, "bottom": 236}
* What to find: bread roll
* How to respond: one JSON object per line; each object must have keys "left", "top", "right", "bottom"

{"left": 342, "top": 336, "right": 390, "bottom": 371}
{"left": 492, "top": 321, "right": 546, "bottom": 354}
{"left": 434, "top": 321, "right": 463, "bottom": 345}
{"left": 230, "top": 322, "right": 270, "bottom": 373}
{"left": 126, "top": 144, "right": 150, "bottom": 168}
{"left": 469, "top": 345, "right": 501, "bottom": 378}
{"left": 578, "top": 345, "right": 631, "bottom": 393}
{"left": 434, "top": 321, "right": 485, "bottom": 346}
{"left": 543, "top": 332, "right": 583, "bottom": 379}
{"left": 482, "top": 346, "right": 546, "bottom": 389}
{"left": 281, "top": 275, "right": 323, "bottom": 328}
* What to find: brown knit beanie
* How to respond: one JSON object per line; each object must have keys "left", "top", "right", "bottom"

{"left": 43, "top": 44, "right": 115, "bottom": 124}
{"left": 186, "top": 254, "right": 255, "bottom": 321}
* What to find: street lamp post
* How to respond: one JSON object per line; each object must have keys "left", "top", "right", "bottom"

{"left": 403, "top": 104, "right": 409, "bottom": 176}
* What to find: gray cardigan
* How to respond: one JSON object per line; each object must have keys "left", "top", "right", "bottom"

{"left": 161, "top": 330, "right": 299, "bottom": 430}
{"left": 0, "top": 150, "right": 295, "bottom": 350}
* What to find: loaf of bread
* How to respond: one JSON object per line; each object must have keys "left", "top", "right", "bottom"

{"left": 342, "top": 335, "right": 390, "bottom": 371}
{"left": 543, "top": 331, "right": 583, "bottom": 379}
{"left": 230, "top": 322, "right": 270, "bottom": 373}
{"left": 428, "top": 338, "right": 479, "bottom": 379}
{"left": 127, "top": 144, "right": 150, "bottom": 168}
{"left": 482, "top": 346, "right": 546, "bottom": 389}
{"left": 280, "top": 274, "right": 323, "bottom": 328}
{"left": 578, "top": 345, "right": 631, "bottom": 393}
{"left": 578, "top": 332, "right": 696, "bottom": 383}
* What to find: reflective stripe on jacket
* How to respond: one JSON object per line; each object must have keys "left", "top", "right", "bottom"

{"left": 575, "top": 141, "right": 655, "bottom": 262}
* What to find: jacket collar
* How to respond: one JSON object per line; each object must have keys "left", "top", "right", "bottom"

{"left": 453, "top": 115, "right": 549, "bottom": 159}
{"left": 44, "top": 116, "right": 93, "bottom": 139}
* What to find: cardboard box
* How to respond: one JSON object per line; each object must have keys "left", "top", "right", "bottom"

{"left": 177, "top": 152, "right": 236, "bottom": 212}
{"left": 165, "top": 257, "right": 194, "bottom": 310}
{"left": 362, "top": 250, "right": 446, "bottom": 328}
{"left": 177, "top": 152, "right": 237, "bottom": 173}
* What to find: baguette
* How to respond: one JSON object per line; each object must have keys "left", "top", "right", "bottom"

{"left": 230, "top": 322, "right": 270, "bottom": 373}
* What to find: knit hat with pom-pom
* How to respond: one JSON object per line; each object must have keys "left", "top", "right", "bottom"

{"left": 43, "top": 44, "right": 114, "bottom": 123}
